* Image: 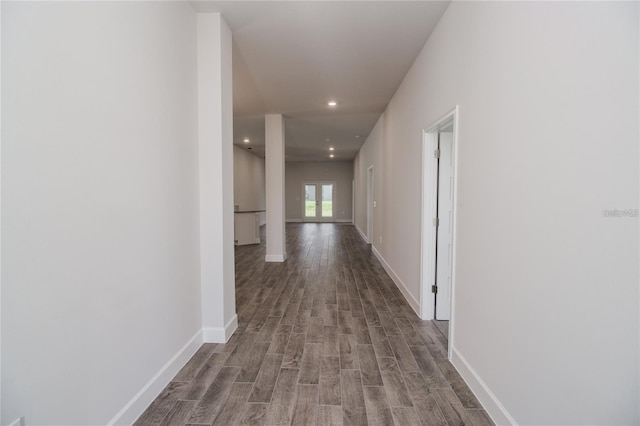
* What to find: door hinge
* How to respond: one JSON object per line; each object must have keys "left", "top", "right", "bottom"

{"left": 433, "top": 217, "right": 439, "bottom": 227}
{"left": 434, "top": 149, "right": 440, "bottom": 159}
{"left": 432, "top": 285, "right": 438, "bottom": 294}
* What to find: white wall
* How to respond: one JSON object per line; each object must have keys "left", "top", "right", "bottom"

{"left": 286, "top": 161, "right": 353, "bottom": 221}
{"left": 353, "top": 2, "right": 639, "bottom": 424}
{"left": 354, "top": 119, "right": 383, "bottom": 242}
{"left": 197, "top": 12, "right": 237, "bottom": 344}
{"left": 234, "top": 146, "right": 266, "bottom": 225}
{"left": 2, "top": 2, "right": 202, "bottom": 424}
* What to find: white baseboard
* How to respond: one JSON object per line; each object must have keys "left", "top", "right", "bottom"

{"left": 451, "top": 347, "right": 517, "bottom": 426}
{"left": 107, "top": 329, "right": 203, "bottom": 426}
{"left": 371, "top": 246, "right": 420, "bottom": 316}
{"left": 265, "top": 254, "right": 287, "bottom": 262}
{"left": 203, "top": 314, "right": 238, "bottom": 343}
{"left": 354, "top": 223, "right": 369, "bottom": 243}
{"left": 285, "top": 219, "right": 302, "bottom": 223}
{"left": 336, "top": 219, "right": 353, "bottom": 223}
{"left": 8, "top": 417, "right": 25, "bottom": 426}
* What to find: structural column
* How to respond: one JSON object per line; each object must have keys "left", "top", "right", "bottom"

{"left": 265, "top": 114, "right": 287, "bottom": 262}
{"left": 197, "top": 13, "right": 237, "bottom": 342}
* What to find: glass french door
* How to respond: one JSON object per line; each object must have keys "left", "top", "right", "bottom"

{"left": 303, "top": 182, "right": 335, "bottom": 222}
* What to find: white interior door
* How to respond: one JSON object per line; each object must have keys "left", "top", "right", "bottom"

{"left": 435, "top": 132, "right": 454, "bottom": 320}
{"left": 303, "top": 182, "right": 335, "bottom": 222}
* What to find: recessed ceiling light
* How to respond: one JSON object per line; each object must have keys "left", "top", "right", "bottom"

{"left": 355, "top": 135, "right": 360, "bottom": 139}
{"left": 328, "top": 101, "right": 337, "bottom": 107}
{"left": 330, "top": 154, "right": 334, "bottom": 158}
{"left": 329, "top": 147, "right": 334, "bottom": 151}
{"left": 243, "top": 138, "right": 250, "bottom": 143}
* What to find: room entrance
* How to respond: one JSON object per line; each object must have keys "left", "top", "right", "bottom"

{"left": 421, "top": 106, "right": 459, "bottom": 354}
{"left": 302, "top": 182, "right": 335, "bottom": 222}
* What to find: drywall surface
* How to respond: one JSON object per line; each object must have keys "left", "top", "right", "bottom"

{"left": 2, "top": 2, "right": 201, "bottom": 424}
{"left": 265, "top": 114, "right": 287, "bottom": 261}
{"left": 197, "top": 12, "right": 237, "bottom": 343}
{"left": 353, "top": 2, "right": 639, "bottom": 424}
{"left": 286, "top": 161, "right": 353, "bottom": 221}
{"left": 234, "top": 146, "right": 266, "bottom": 225}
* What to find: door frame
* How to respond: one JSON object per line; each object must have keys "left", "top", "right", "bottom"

{"left": 302, "top": 181, "right": 336, "bottom": 222}
{"left": 420, "top": 106, "right": 459, "bottom": 356}
{"left": 366, "top": 166, "right": 374, "bottom": 244}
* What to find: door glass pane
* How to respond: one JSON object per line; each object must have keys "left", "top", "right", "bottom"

{"left": 305, "top": 184, "right": 316, "bottom": 217}
{"left": 321, "top": 184, "right": 333, "bottom": 217}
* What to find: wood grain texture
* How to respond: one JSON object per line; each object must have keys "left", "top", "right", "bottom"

{"left": 377, "top": 357, "right": 413, "bottom": 407}
{"left": 264, "top": 368, "right": 300, "bottom": 425}
{"left": 357, "top": 344, "right": 383, "bottom": 386}
{"left": 290, "top": 384, "right": 319, "bottom": 426}
{"left": 248, "top": 354, "right": 283, "bottom": 403}
{"left": 432, "top": 388, "right": 477, "bottom": 426}
{"left": 341, "top": 370, "right": 368, "bottom": 426}
{"left": 134, "top": 224, "right": 491, "bottom": 426}
{"left": 239, "top": 403, "right": 268, "bottom": 426}
{"left": 299, "top": 343, "right": 322, "bottom": 384}
{"left": 362, "top": 386, "right": 394, "bottom": 425}
{"left": 159, "top": 400, "right": 196, "bottom": 426}
{"left": 413, "top": 396, "right": 448, "bottom": 426}
{"left": 317, "top": 405, "right": 343, "bottom": 426}
{"left": 391, "top": 406, "right": 422, "bottom": 425}
{"left": 211, "top": 383, "right": 253, "bottom": 426}
{"left": 188, "top": 366, "right": 240, "bottom": 424}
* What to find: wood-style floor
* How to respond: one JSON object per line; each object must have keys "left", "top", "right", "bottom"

{"left": 135, "top": 223, "right": 493, "bottom": 426}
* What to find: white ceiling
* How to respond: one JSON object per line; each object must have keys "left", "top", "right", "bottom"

{"left": 191, "top": 1, "right": 450, "bottom": 161}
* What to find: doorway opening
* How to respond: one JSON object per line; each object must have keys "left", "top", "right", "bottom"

{"left": 302, "top": 182, "right": 336, "bottom": 222}
{"left": 420, "top": 106, "right": 459, "bottom": 355}
{"left": 366, "top": 166, "right": 374, "bottom": 244}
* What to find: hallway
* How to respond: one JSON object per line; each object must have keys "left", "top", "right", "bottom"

{"left": 135, "top": 223, "right": 493, "bottom": 425}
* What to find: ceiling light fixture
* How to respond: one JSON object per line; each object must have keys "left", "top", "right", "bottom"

{"left": 355, "top": 135, "right": 360, "bottom": 139}
{"left": 327, "top": 101, "right": 337, "bottom": 107}
{"left": 329, "top": 147, "right": 334, "bottom": 151}
{"left": 330, "top": 154, "right": 335, "bottom": 158}
{"left": 243, "top": 138, "right": 250, "bottom": 143}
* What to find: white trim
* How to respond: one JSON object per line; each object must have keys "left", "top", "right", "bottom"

{"left": 354, "top": 223, "right": 369, "bottom": 243}
{"left": 451, "top": 347, "right": 517, "bottom": 426}
{"left": 203, "top": 314, "right": 238, "bottom": 343}
{"left": 420, "top": 128, "right": 439, "bottom": 321}
{"left": 107, "top": 330, "right": 203, "bottom": 426}
{"left": 285, "top": 219, "right": 302, "bottom": 223}
{"left": 265, "top": 254, "right": 286, "bottom": 262}
{"left": 302, "top": 181, "right": 337, "bottom": 222}
{"left": 367, "top": 166, "right": 374, "bottom": 244}
{"left": 371, "top": 246, "right": 420, "bottom": 316}
{"left": 8, "top": 418, "right": 24, "bottom": 426}
{"left": 336, "top": 219, "right": 352, "bottom": 223}
{"left": 420, "top": 105, "right": 460, "bottom": 359}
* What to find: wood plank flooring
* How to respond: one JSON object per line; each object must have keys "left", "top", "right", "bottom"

{"left": 135, "top": 223, "right": 493, "bottom": 426}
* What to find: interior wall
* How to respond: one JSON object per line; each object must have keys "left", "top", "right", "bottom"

{"left": 285, "top": 161, "right": 353, "bottom": 222}
{"left": 233, "top": 146, "right": 266, "bottom": 225}
{"left": 353, "top": 2, "right": 639, "bottom": 424}
{"left": 2, "top": 2, "right": 201, "bottom": 424}
{"left": 354, "top": 118, "right": 383, "bottom": 242}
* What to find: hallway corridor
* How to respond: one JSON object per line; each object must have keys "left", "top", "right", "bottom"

{"left": 135, "top": 223, "right": 493, "bottom": 425}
